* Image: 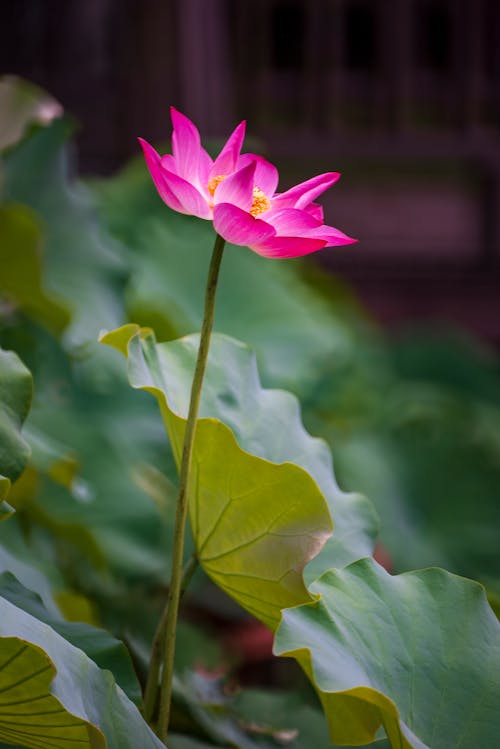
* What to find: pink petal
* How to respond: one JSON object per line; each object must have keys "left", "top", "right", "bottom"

{"left": 210, "top": 121, "right": 246, "bottom": 178}
{"left": 213, "top": 161, "right": 256, "bottom": 212}
{"left": 161, "top": 167, "right": 212, "bottom": 219}
{"left": 198, "top": 147, "right": 214, "bottom": 189}
{"left": 213, "top": 203, "right": 276, "bottom": 246}
{"left": 139, "top": 138, "right": 184, "bottom": 213}
{"left": 170, "top": 107, "right": 202, "bottom": 183}
{"left": 238, "top": 153, "right": 279, "bottom": 197}
{"left": 251, "top": 236, "right": 327, "bottom": 259}
{"left": 306, "top": 202, "right": 324, "bottom": 222}
{"left": 266, "top": 207, "right": 321, "bottom": 235}
{"left": 161, "top": 153, "right": 177, "bottom": 172}
{"left": 273, "top": 172, "right": 340, "bottom": 210}
{"left": 304, "top": 223, "right": 357, "bottom": 246}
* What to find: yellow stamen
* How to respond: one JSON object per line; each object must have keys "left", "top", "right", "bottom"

{"left": 207, "top": 174, "right": 226, "bottom": 196}
{"left": 250, "top": 186, "right": 271, "bottom": 217}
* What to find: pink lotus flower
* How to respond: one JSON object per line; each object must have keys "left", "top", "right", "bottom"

{"left": 139, "top": 108, "right": 355, "bottom": 258}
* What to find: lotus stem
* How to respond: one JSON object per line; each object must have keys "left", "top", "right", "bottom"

{"left": 156, "top": 233, "right": 226, "bottom": 743}
{"left": 143, "top": 553, "right": 198, "bottom": 723}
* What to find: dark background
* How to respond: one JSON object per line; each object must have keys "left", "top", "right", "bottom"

{"left": 2, "top": 0, "right": 500, "bottom": 341}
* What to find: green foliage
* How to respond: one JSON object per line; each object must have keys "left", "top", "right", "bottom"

{"left": 276, "top": 559, "right": 500, "bottom": 749}
{"left": 0, "top": 595, "right": 165, "bottom": 749}
{"left": 0, "top": 572, "right": 142, "bottom": 704}
{"left": 315, "top": 330, "right": 500, "bottom": 595}
{"left": 0, "top": 204, "right": 70, "bottom": 336}
{"left": 0, "top": 346, "right": 32, "bottom": 502}
{"left": 2, "top": 114, "right": 127, "bottom": 352}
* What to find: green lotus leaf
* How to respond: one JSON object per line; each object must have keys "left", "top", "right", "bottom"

{"left": 0, "top": 596, "right": 165, "bottom": 749}
{"left": 0, "top": 541, "right": 60, "bottom": 616}
{"left": 0, "top": 346, "right": 32, "bottom": 507}
{"left": 0, "top": 572, "right": 141, "bottom": 704}
{"left": 0, "top": 636, "right": 103, "bottom": 749}
{"left": 102, "top": 325, "right": 339, "bottom": 629}
{"left": 274, "top": 557, "right": 500, "bottom": 748}
{"left": 0, "top": 203, "right": 71, "bottom": 336}
{"left": 103, "top": 324, "right": 376, "bottom": 573}
{"left": 2, "top": 117, "right": 128, "bottom": 351}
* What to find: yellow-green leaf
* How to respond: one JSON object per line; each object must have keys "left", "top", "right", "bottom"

{"left": 0, "top": 596, "right": 165, "bottom": 748}
{"left": 101, "top": 325, "right": 338, "bottom": 629}
{"left": 0, "top": 637, "right": 103, "bottom": 748}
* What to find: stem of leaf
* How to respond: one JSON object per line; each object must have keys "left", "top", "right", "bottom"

{"left": 143, "top": 553, "right": 198, "bottom": 722}
{"left": 156, "top": 233, "right": 226, "bottom": 743}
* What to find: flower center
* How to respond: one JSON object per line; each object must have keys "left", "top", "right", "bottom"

{"left": 207, "top": 174, "right": 226, "bottom": 196}
{"left": 207, "top": 176, "right": 270, "bottom": 216}
{"left": 250, "top": 186, "right": 271, "bottom": 217}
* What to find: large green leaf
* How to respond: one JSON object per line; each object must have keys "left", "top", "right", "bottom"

{"left": 102, "top": 325, "right": 351, "bottom": 629}
{"left": 0, "top": 596, "right": 165, "bottom": 749}
{"left": 275, "top": 558, "right": 500, "bottom": 748}
{"left": 2, "top": 117, "right": 128, "bottom": 350}
{"left": 0, "top": 636, "right": 103, "bottom": 749}
{"left": 0, "top": 203, "right": 71, "bottom": 336}
{"left": 0, "top": 347, "right": 32, "bottom": 501}
{"left": 0, "top": 572, "right": 141, "bottom": 704}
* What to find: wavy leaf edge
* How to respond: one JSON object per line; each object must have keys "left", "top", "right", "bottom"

{"left": 100, "top": 324, "right": 336, "bottom": 628}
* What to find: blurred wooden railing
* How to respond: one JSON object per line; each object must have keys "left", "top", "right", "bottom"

{"left": 1, "top": 0, "right": 499, "bottom": 339}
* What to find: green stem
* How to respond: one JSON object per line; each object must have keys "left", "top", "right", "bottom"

{"left": 157, "top": 233, "right": 226, "bottom": 743}
{"left": 143, "top": 554, "right": 198, "bottom": 722}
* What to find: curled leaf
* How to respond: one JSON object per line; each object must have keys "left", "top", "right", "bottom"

{"left": 101, "top": 326, "right": 338, "bottom": 629}
{"left": 275, "top": 558, "right": 500, "bottom": 748}
{"left": 0, "top": 596, "right": 165, "bottom": 749}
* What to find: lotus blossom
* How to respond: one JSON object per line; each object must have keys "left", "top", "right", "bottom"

{"left": 139, "top": 108, "right": 355, "bottom": 258}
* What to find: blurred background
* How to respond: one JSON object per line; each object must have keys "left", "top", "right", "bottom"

{"left": 0, "top": 3, "right": 500, "bottom": 744}
{"left": 2, "top": 0, "right": 500, "bottom": 338}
